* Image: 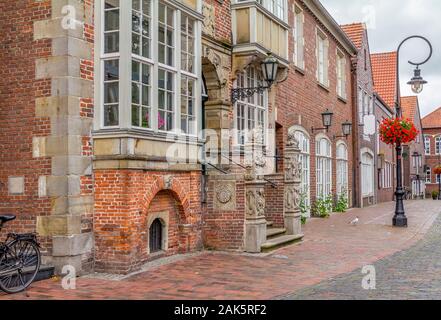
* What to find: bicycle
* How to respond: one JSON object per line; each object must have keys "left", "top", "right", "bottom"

{"left": 0, "top": 215, "right": 41, "bottom": 294}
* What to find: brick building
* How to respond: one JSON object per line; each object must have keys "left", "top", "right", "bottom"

{"left": 422, "top": 107, "right": 441, "bottom": 197}
{"left": 400, "top": 96, "right": 426, "bottom": 198}
{"left": 340, "top": 23, "right": 377, "bottom": 208}
{"left": 0, "top": 0, "right": 358, "bottom": 275}
{"left": 370, "top": 52, "right": 398, "bottom": 204}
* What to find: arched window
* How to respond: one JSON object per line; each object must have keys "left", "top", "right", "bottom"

{"left": 361, "top": 150, "right": 374, "bottom": 196}
{"left": 294, "top": 130, "right": 310, "bottom": 216}
{"left": 336, "top": 142, "right": 348, "bottom": 197}
{"left": 234, "top": 65, "right": 267, "bottom": 145}
{"left": 436, "top": 136, "right": 441, "bottom": 155}
{"left": 424, "top": 135, "right": 431, "bottom": 155}
{"left": 316, "top": 136, "right": 332, "bottom": 198}
{"left": 149, "top": 219, "right": 163, "bottom": 253}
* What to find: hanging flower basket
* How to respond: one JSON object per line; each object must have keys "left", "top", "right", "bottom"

{"left": 379, "top": 118, "right": 419, "bottom": 145}
{"left": 434, "top": 166, "right": 441, "bottom": 175}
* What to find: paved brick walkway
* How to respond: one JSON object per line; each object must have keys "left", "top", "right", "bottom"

{"left": 1, "top": 200, "right": 440, "bottom": 300}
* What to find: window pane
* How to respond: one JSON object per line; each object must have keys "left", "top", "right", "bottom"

{"left": 132, "top": 105, "right": 140, "bottom": 126}
{"left": 104, "top": 83, "right": 119, "bottom": 103}
{"left": 105, "top": 10, "right": 119, "bottom": 31}
{"left": 105, "top": 0, "right": 119, "bottom": 9}
{"left": 105, "top": 32, "right": 119, "bottom": 53}
{"left": 104, "top": 105, "right": 119, "bottom": 126}
{"left": 104, "top": 60, "right": 119, "bottom": 80}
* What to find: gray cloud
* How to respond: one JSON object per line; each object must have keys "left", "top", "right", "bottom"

{"left": 321, "top": 0, "right": 441, "bottom": 117}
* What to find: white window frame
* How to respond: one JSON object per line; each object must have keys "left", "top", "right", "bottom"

{"left": 95, "top": 0, "right": 202, "bottom": 137}
{"left": 336, "top": 49, "right": 346, "bottom": 99}
{"left": 233, "top": 65, "right": 268, "bottom": 146}
{"left": 293, "top": 3, "right": 304, "bottom": 69}
{"left": 426, "top": 167, "right": 432, "bottom": 184}
{"left": 361, "top": 148, "right": 375, "bottom": 197}
{"left": 316, "top": 28, "right": 329, "bottom": 87}
{"left": 424, "top": 135, "right": 431, "bottom": 155}
{"left": 316, "top": 134, "right": 332, "bottom": 199}
{"left": 293, "top": 127, "right": 310, "bottom": 216}
{"left": 336, "top": 141, "right": 348, "bottom": 196}
{"left": 236, "top": 0, "right": 287, "bottom": 21}
{"left": 436, "top": 136, "right": 441, "bottom": 155}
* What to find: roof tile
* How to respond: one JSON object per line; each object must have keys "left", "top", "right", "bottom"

{"left": 340, "top": 23, "right": 365, "bottom": 50}
{"left": 371, "top": 52, "right": 398, "bottom": 108}
{"left": 422, "top": 107, "right": 441, "bottom": 128}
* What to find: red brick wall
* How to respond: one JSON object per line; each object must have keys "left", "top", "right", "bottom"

{"left": 274, "top": 2, "right": 355, "bottom": 205}
{"left": 203, "top": 178, "right": 245, "bottom": 251}
{"left": 0, "top": 0, "right": 52, "bottom": 252}
{"left": 264, "top": 174, "right": 285, "bottom": 228}
{"left": 94, "top": 170, "right": 202, "bottom": 274}
{"left": 423, "top": 128, "right": 441, "bottom": 196}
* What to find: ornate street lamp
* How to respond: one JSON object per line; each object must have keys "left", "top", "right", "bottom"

{"left": 334, "top": 121, "right": 352, "bottom": 139}
{"left": 393, "top": 35, "right": 433, "bottom": 227}
{"left": 312, "top": 109, "right": 334, "bottom": 133}
{"left": 231, "top": 53, "right": 279, "bottom": 104}
{"left": 407, "top": 67, "right": 428, "bottom": 94}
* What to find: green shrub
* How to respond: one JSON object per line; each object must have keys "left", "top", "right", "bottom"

{"left": 335, "top": 190, "right": 349, "bottom": 213}
{"left": 311, "top": 194, "right": 333, "bottom": 218}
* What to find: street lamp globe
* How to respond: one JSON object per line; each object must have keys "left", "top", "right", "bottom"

{"left": 407, "top": 67, "right": 428, "bottom": 94}
{"left": 261, "top": 54, "right": 279, "bottom": 87}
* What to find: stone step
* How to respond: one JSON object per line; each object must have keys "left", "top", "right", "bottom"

{"left": 266, "top": 221, "right": 274, "bottom": 227}
{"left": 266, "top": 228, "right": 286, "bottom": 239}
{"left": 34, "top": 265, "right": 55, "bottom": 282}
{"left": 261, "top": 234, "right": 304, "bottom": 252}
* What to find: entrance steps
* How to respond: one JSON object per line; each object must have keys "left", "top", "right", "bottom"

{"left": 262, "top": 221, "right": 303, "bottom": 252}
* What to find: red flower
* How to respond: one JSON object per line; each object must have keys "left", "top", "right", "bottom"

{"left": 379, "top": 118, "right": 419, "bottom": 146}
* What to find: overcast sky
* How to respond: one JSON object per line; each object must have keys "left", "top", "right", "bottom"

{"left": 321, "top": 0, "right": 441, "bottom": 118}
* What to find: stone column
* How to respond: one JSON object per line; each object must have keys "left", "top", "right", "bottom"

{"left": 33, "top": 0, "right": 94, "bottom": 274}
{"left": 244, "top": 128, "right": 267, "bottom": 253}
{"left": 284, "top": 131, "right": 303, "bottom": 236}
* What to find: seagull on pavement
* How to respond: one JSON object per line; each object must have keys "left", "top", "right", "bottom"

{"left": 349, "top": 217, "right": 360, "bottom": 226}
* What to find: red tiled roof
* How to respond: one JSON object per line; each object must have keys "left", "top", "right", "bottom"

{"left": 340, "top": 23, "right": 365, "bottom": 50}
{"left": 371, "top": 52, "right": 398, "bottom": 108}
{"left": 422, "top": 107, "right": 441, "bottom": 128}
{"left": 401, "top": 96, "right": 418, "bottom": 121}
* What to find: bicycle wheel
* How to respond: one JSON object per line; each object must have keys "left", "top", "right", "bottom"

{"left": 0, "top": 239, "right": 41, "bottom": 294}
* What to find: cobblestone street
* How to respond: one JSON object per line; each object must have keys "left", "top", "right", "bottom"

{"left": 284, "top": 206, "right": 441, "bottom": 300}
{"left": 1, "top": 200, "right": 440, "bottom": 300}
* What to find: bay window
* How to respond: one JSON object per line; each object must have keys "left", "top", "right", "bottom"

{"left": 234, "top": 66, "right": 267, "bottom": 146}
{"left": 237, "top": 0, "right": 287, "bottom": 21}
{"left": 99, "top": 0, "right": 201, "bottom": 136}
{"left": 316, "top": 137, "right": 332, "bottom": 198}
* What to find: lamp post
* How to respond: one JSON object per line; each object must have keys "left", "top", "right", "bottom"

{"left": 231, "top": 53, "right": 279, "bottom": 104}
{"left": 393, "top": 36, "right": 433, "bottom": 227}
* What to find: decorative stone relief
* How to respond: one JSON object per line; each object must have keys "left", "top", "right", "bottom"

{"left": 164, "top": 175, "right": 173, "bottom": 190}
{"left": 246, "top": 188, "right": 265, "bottom": 218}
{"left": 202, "top": 2, "right": 216, "bottom": 38}
{"left": 285, "top": 153, "right": 302, "bottom": 182}
{"left": 213, "top": 181, "right": 236, "bottom": 211}
{"left": 287, "top": 130, "right": 300, "bottom": 148}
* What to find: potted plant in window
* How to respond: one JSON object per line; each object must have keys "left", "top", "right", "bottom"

{"left": 379, "top": 118, "right": 419, "bottom": 146}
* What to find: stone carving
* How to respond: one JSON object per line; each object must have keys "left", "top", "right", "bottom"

{"left": 202, "top": 3, "right": 216, "bottom": 38}
{"left": 285, "top": 153, "right": 302, "bottom": 181}
{"left": 164, "top": 175, "right": 173, "bottom": 190}
{"left": 216, "top": 184, "right": 233, "bottom": 204}
{"left": 287, "top": 130, "right": 300, "bottom": 149}
{"left": 246, "top": 188, "right": 265, "bottom": 218}
{"left": 213, "top": 181, "right": 236, "bottom": 211}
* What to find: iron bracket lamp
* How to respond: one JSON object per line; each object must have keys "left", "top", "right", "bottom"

{"left": 334, "top": 121, "right": 353, "bottom": 139}
{"left": 312, "top": 109, "right": 334, "bottom": 133}
{"left": 231, "top": 53, "right": 279, "bottom": 104}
